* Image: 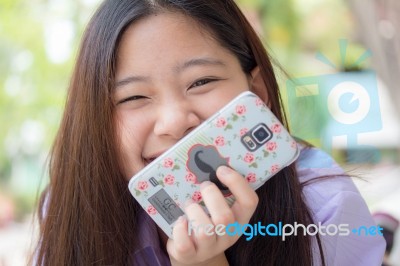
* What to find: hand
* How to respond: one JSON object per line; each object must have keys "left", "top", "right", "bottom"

{"left": 166, "top": 166, "right": 259, "bottom": 265}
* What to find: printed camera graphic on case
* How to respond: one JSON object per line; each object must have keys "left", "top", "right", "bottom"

{"left": 286, "top": 40, "right": 382, "bottom": 166}
{"left": 286, "top": 71, "right": 382, "bottom": 166}
{"left": 128, "top": 91, "right": 299, "bottom": 238}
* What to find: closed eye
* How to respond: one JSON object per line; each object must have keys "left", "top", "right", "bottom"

{"left": 117, "top": 95, "right": 147, "bottom": 105}
{"left": 189, "top": 78, "right": 218, "bottom": 89}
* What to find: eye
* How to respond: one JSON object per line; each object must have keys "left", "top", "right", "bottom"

{"left": 189, "top": 78, "right": 217, "bottom": 89}
{"left": 117, "top": 95, "right": 147, "bottom": 105}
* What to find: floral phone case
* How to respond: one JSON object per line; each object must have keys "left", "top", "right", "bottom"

{"left": 128, "top": 91, "right": 299, "bottom": 238}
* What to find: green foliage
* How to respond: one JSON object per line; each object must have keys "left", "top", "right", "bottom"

{"left": 237, "top": 0, "right": 300, "bottom": 71}
{"left": 0, "top": 0, "right": 97, "bottom": 214}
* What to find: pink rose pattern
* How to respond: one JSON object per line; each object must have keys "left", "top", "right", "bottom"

{"left": 214, "top": 136, "right": 225, "bottom": 146}
{"left": 216, "top": 117, "right": 227, "bottom": 128}
{"left": 163, "top": 158, "right": 174, "bottom": 168}
{"left": 246, "top": 173, "right": 256, "bottom": 183}
{"left": 185, "top": 172, "right": 197, "bottom": 184}
{"left": 271, "top": 164, "right": 279, "bottom": 174}
{"left": 235, "top": 105, "right": 246, "bottom": 115}
{"left": 239, "top": 128, "right": 248, "bottom": 136}
{"left": 266, "top": 141, "right": 277, "bottom": 152}
{"left": 137, "top": 181, "right": 148, "bottom": 191}
{"left": 291, "top": 140, "right": 297, "bottom": 149}
{"left": 164, "top": 174, "right": 175, "bottom": 185}
{"left": 131, "top": 97, "right": 299, "bottom": 230}
{"left": 147, "top": 205, "right": 157, "bottom": 215}
{"left": 192, "top": 191, "right": 202, "bottom": 202}
{"left": 255, "top": 98, "right": 264, "bottom": 106}
{"left": 243, "top": 152, "right": 255, "bottom": 163}
{"left": 271, "top": 123, "right": 281, "bottom": 133}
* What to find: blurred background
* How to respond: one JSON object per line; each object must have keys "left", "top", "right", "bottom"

{"left": 0, "top": 0, "right": 399, "bottom": 265}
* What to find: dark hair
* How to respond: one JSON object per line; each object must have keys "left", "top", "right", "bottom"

{"left": 33, "top": 0, "right": 325, "bottom": 265}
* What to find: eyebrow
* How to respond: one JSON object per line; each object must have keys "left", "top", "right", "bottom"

{"left": 174, "top": 57, "right": 226, "bottom": 73}
{"left": 115, "top": 75, "right": 150, "bottom": 88}
{"left": 115, "top": 57, "right": 226, "bottom": 88}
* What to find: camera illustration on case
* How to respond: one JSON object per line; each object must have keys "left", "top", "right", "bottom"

{"left": 128, "top": 91, "right": 300, "bottom": 238}
{"left": 187, "top": 144, "right": 231, "bottom": 196}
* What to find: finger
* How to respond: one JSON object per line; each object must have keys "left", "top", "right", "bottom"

{"left": 200, "top": 181, "right": 234, "bottom": 227}
{"left": 199, "top": 181, "right": 237, "bottom": 246}
{"left": 184, "top": 200, "right": 217, "bottom": 249}
{"left": 216, "top": 166, "right": 259, "bottom": 224}
{"left": 167, "top": 216, "right": 196, "bottom": 261}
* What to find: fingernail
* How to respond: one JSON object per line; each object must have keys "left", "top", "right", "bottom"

{"left": 200, "top": 181, "right": 212, "bottom": 189}
{"left": 176, "top": 215, "right": 186, "bottom": 223}
{"left": 218, "top": 165, "right": 232, "bottom": 175}
{"left": 184, "top": 199, "right": 194, "bottom": 208}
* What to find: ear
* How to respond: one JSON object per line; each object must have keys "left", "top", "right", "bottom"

{"left": 249, "top": 66, "right": 270, "bottom": 107}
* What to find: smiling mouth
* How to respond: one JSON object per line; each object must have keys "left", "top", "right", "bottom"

{"left": 143, "top": 152, "right": 165, "bottom": 165}
{"left": 143, "top": 148, "right": 170, "bottom": 166}
{"left": 144, "top": 157, "right": 156, "bottom": 165}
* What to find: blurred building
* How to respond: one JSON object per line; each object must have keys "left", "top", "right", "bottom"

{"left": 349, "top": 0, "right": 400, "bottom": 114}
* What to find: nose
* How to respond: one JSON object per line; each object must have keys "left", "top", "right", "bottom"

{"left": 153, "top": 99, "right": 201, "bottom": 139}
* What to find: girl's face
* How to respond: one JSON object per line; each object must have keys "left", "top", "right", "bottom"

{"left": 114, "top": 12, "right": 254, "bottom": 179}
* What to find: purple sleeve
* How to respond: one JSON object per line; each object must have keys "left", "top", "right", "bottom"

{"left": 132, "top": 246, "right": 171, "bottom": 266}
{"left": 297, "top": 147, "right": 386, "bottom": 265}
{"left": 130, "top": 208, "right": 171, "bottom": 266}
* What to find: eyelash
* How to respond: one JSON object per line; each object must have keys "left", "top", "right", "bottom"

{"left": 118, "top": 95, "right": 147, "bottom": 104}
{"left": 117, "top": 78, "right": 218, "bottom": 104}
{"left": 189, "top": 78, "right": 217, "bottom": 89}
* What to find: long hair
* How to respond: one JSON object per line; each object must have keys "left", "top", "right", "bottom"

{"left": 34, "top": 0, "right": 325, "bottom": 265}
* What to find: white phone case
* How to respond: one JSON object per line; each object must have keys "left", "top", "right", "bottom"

{"left": 128, "top": 91, "right": 299, "bottom": 238}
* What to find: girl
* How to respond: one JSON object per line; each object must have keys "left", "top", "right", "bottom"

{"left": 33, "top": 0, "right": 385, "bottom": 265}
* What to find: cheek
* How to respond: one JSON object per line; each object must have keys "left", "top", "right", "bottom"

{"left": 201, "top": 81, "right": 250, "bottom": 115}
{"left": 115, "top": 110, "right": 152, "bottom": 178}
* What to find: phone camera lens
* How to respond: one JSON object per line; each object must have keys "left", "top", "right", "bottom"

{"left": 252, "top": 125, "right": 271, "bottom": 144}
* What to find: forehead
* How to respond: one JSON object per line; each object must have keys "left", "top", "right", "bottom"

{"left": 116, "top": 11, "right": 234, "bottom": 71}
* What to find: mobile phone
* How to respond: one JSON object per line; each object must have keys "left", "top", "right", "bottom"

{"left": 128, "top": 91, "right": 299, "bottom": 238}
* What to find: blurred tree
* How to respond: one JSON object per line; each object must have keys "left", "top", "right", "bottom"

{"left": 0, "top": 0, "right": 99, "bottom": 218}
{"left": 237, "top": 0, "right": 300, "bottom": 72}
{"left": 238, "top": 0, "right": 358, "bottom": 75}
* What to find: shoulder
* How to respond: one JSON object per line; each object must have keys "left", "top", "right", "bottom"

{"left": 295, "top": 145, "right": 386, "bottom": 265}
{"left": 295, "top": 146, "right": 360, "bottom": 216}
